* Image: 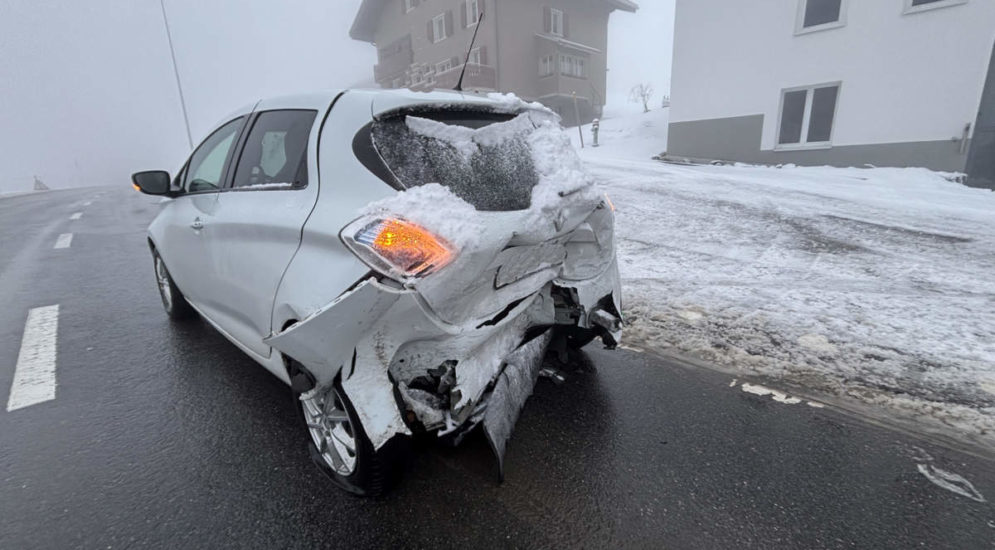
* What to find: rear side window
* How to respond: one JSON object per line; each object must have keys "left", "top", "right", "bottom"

{"left": 232, "top": 110, "right": 317, "bottom": 190}
{"left": 369, "top": 111, "right": 543, "bottom": 211}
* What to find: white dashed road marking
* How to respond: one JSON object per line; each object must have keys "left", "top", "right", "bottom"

{"left": 53, "top": 233, "right": 73, "bottom": 249}
{"left": 6, "top": 305, "right": 60, "bottom": 412}
{"left": 82, "top": 201, "right": 92, "bottom": 206}
{"left": 69, "top": 212, "right": 82, "bottom": 220}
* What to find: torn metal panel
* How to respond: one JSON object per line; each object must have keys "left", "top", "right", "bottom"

{"left": 451, "top": 297, "right": 538, "bottom": 415}
{"left": 264, "top": 279, "right": 400, "bottom": 386}
{"left": 556, "top": 260, "right": 623, "bottom": 330}
{"left": 482, "top": 328, "right": 554, "bottom": 482}
{"left": 342, "top": 336, "right": 413, "bottom": 450}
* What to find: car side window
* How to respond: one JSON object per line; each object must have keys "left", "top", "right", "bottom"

{"left": 231, "top": 110, "right": 317, "bottom": 190}
{"left": 183, "top": 117, "right": 245, "bottom": 193}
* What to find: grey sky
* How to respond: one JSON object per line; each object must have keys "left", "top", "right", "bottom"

{"left": 0, "top": 0, "right": 673, "bottom": 192}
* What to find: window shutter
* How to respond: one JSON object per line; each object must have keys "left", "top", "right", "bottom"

{"left": 446, "top": 10, "right": 454, "bottom": 37}
{"left": 461, "top": 1, "right": 468, "bottom": 28}
{"left": 543, "top": 7, "right": 551, "bottom": 33}
{"left": 480, "top": 46, "right": 488, "bottom": 65}
{"left": 428, "top": 19, "right": 434, "bottom": 42}
{"left": 563, "top": 12, "right": 569, "bottom": 38}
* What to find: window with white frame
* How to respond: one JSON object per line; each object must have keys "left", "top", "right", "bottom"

{"left": 550, "top": 8, "right": 564, "bottom": 36}
{"left": 405, "top": 0, "right": 415, "bottom": 13}
{"left": 432, "top": 13, "right": 447, "bottom": 43}
{"left": 436, "top": 59, "right": 453, "bottom": 74}
{"left": 539, "top": 55, "right": 554, "bottom": 77}
{"left": 904, "top": 0, "right": 967, "bottom": 14}
{"left": 559, "top": 54, "right": 586, "bottom": 78}
{"left": 465, "top": 0, "right": 480, "bottom": 26}
{"left": 410, "top": 66, "right": 425, "bottom": 86}
{"left": 797, "top": 0, "right": 846, "bottom": 33}
{"left": 777, "top": 83, "right": 840, "bottom": 147}
{"left": 468, "top": 48, "right": 482, "bottom": 66}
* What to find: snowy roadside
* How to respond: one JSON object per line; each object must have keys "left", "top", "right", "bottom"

{"left": 577, "top": 108, "right": 995, "bottom": 448}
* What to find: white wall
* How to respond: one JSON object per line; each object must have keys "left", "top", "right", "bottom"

{"left": 670, "top": 0, "right": 995, "bottom": 150}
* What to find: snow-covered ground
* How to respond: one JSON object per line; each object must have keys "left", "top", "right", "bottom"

{"left": 576, "top": 107, "right": 995, "bottom": 448}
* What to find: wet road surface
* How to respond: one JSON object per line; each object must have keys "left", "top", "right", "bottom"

{"left": 1, "top": 188, "right": 994, "bottom": 548}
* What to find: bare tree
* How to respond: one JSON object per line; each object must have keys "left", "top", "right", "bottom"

{"left": 629, "top": 83, "right": 654, "bottom": 113}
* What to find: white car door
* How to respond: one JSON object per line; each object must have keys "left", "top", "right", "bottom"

{"left": 156, "top": 117, "right": 246, "bottom": 316}
{"left": 200, "top": 107, "right": 322, "bottom": 358}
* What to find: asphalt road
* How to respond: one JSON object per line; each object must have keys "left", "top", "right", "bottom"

{"left": 2, "top": 187, "right": 994, "bottom": 549}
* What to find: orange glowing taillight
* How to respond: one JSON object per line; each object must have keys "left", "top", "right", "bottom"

{"left": 343, "top": 217, "right": 456, "bottom": 281}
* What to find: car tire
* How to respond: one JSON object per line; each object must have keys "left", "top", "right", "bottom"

{"left": 296, "top": 373, "right": 407, "bottom": 497}
{"left": 152, "top": 251, "right": 196, "bottom": 320}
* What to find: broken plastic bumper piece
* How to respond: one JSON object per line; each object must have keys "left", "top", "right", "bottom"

{"left": 481, "top": 328, "right": 553, "bottom": 482}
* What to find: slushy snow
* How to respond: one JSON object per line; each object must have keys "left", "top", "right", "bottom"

{"left": 576, "top": 107, "right": 995, "bottom": 448}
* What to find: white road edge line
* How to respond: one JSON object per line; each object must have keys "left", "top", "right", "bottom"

{"left": 53, "top": 233, "right": 73, "bottom": 249}
{"left": 69, "top": 212, "right": 82, "bottom": 220}
{"left": 6, "top": 305, "right": 60, "bottom": 412}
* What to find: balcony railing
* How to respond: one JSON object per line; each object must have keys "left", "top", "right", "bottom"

{"left": 374, "top": 35, "right": 413, "bottom": 83}
{"left": 432, "top": 63, "right": 496, "bottom": 91}
{"left": 536, "top": 73, "right": 591, "bottom": 99}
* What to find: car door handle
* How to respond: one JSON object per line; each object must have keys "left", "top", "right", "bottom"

{"left": 190, "top": 218, "right": 204, "bottom": 230}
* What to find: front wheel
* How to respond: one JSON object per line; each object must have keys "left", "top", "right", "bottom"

{"left": 297, "top": 376, "right": 406, "bottom": 496}
{"left": 153, "top": 252, "right": 196, "bottom": 320}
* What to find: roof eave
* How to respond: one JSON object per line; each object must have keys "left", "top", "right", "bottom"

{"left": 606, "top": 0, "right": 639, "bottom": 12}
{"left": 350, "top": 0, "right": 379, "bottom": 43}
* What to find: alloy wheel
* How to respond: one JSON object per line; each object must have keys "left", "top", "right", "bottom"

{"left": 301, "top": 387, "right": 358, "bottom": 476}
{"left": 155, "top": 257, "right": 173, "bottom": 312}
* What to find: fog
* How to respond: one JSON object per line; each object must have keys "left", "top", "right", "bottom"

{"left": 0, "top": 0, "right": 673, "bottom": 193}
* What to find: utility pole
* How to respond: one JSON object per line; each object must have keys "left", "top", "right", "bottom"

{"left": 572, "top": 92, "right": 584, "bottom": 148}
{"left": 159, "top": 0, "right": 194, "bottom": 150}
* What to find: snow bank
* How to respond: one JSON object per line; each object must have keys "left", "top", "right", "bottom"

{"left": 571, "top": 107, "right": 670, "bottom": 162}
{"left": 577, "top": 113, "right": 995, "bottom": 446}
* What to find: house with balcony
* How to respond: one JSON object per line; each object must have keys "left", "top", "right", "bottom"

{"left": 350, "top": 0, "right": 638, "bottom": 125}
{"left": 667, "top": 0, "right": 995, "bottom": 187}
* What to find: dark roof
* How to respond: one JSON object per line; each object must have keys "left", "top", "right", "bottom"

{"left": 350, "top": 0, "right": 638, "bottom": 43}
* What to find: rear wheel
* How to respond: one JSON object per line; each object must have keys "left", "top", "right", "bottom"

{"left": 153, "top": 252, "right": 195, "bottom": 320}
{"left": 297, "top": 376, "right": 406, "bottom": 496}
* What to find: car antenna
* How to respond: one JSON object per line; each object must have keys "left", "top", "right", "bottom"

{"left": 454, "top": 8, "right": 485, "bottom": 92}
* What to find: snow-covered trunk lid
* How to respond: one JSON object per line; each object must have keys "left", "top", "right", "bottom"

{"left": 357, "top": 104, "right": 607, "bottom": 325}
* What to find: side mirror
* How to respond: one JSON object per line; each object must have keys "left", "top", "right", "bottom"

{"left": 132, "top": 170, "right": 172, "bottom": 196}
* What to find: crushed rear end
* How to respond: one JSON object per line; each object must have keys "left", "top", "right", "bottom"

{"left": 268, "top": 93, "right": 622, "bottom": 477}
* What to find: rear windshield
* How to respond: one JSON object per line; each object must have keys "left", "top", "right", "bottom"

{"left": 369, "top": 111, "right": 542, "bottom": 212}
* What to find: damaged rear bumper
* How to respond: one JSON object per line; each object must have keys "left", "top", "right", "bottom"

{"left": 265, "top": 261, "right": 621, "bottom": 467}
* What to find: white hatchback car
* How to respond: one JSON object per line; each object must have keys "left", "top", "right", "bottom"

{"left": 132, "top": 89, "right": 622, "bottom": 495}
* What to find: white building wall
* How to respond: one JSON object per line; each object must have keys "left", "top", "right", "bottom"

{"left": 670, "top": 0, "right": 995, "bottom": 151}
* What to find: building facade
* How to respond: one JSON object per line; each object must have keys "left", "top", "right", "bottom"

{"left": 350, "top": 0, "right": 637, "bottom": 125}
{"left": 667, "top": 0, "right": 995, "bottom": 187}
